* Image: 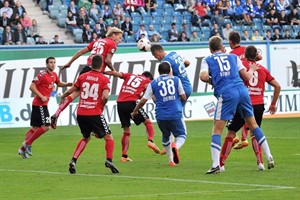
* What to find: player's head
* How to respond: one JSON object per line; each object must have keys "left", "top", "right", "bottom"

{"left": 150, "top": 44, "right": 165, "bottom": 61}
{"left": 245, "top": 45, "right": 257, "bottom": 61}
{"left": 142, "top": 71, "right": 154, "bottom": 80}
{"left": 106, "top": 27, "right": 123, "bottom": 45}
{"left": 46, "top": 57, "right": 56, "bottom": 72}
{"left": 158, "top": 62, "right": 171, "bottom": 75}
{"left": 209, "top": 36, "right": 223, "bottom": 53}
{"left": 91, "top": 55, "right": 103, "bottom": 69}
{"left": 228, "top": 31, "right": 241, "bottom": 48}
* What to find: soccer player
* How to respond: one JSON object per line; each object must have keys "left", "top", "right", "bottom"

{"left": 50, "top": 27, "right": 123, "bottom": 128}
{"left": 60, "top": 55, "right": 119, "bottom": 174}
{"left": 228, "top": 31, "right": 263, "bottom": 149}
{"left": 150, "top": 44, "right": 192, "bottom": 105}
{"left": 220, "top": 45, "right": 281, "bottom": 171}
{"left": 18, "top": 57, "right": 72, "bottom": 158}
{"left": 104, "top": 70, "right": 161, "bottom": 162}
{"left": 131, "top": 62, "right": 187, "bottom": 166}
{"left": 199, "top": 36, "right": 275, "bottom": 174}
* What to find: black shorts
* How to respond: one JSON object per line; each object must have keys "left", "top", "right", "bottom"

{"left": 227, "top": 104, "right": 265, "bottom": 132}
{"left": 77, "top": 115, "right": 111, "bottom": 139}
{"left": 80, "top": 65, "right": 92, "bottom": 75}
{"left": 30, "top": 105, "right": 50, "bottom": 127}
{"left": 117, "top": 101, "right": 149, "bottom": 128}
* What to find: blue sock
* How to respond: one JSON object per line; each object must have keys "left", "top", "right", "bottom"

{"left": 252, "top": 127, "right": 265, "bottom": 146}
{"left": 211, "top": 134, "right": 221, "bottom": 167}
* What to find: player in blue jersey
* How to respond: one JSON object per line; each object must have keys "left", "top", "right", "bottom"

{"left": 131, "top": 62, "right": 187, "bottom": 166}
{"left": 199, "top": 36, "right": 275, "bottom": 174}
{"left": 150, "top": 44, "right": 192, "bottom": 106}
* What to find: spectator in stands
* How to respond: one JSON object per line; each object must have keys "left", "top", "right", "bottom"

{"left": 241, "top": 29, "right": 251, "bottom": 40}
{"left": 13, "top": 1, "right": 26, "bottom": 18}
{"left": 186, "top": 0, "right": 196, "bottom": 13}
{"left": 150, "top": 32, "right": 160, "bottom": 43}
{"left": 251, "top": 29, "right": 264, "bottom": 40}
{"left": 295, "top": 31, "right": 300, "bottom": 39}
{"left": 263, "top": 29, "right": 273, "bottom": 40}
{"left": 66, "top": 11, "right": 78, "bottom": 32}
{"left": 136, "top": 24, "right": 149, "bottom": 41}
{"left": 181, "top": 21, "right": 191, "bottom": 38}
{"left": 190, "top": 30, "right": 200, "bottom": 42}
{"left": 13, "top": 23, "right": 26, "bottom": 45}
{"left": 0, "top": 12, "right": 10, "bottom": 29}
{"left": 283, "top": 29, "right": 293, "bottom": 39}
{"left": 29, "top": 19, "right": 40, "bottom": 41}
{"left": 102, "top": 4, "right": 113, "bottom": 22}
{"left": 288, "top": 7, "right": 300, "bottom": 27}
{"left": 20, "top": 12, "right": 31, "bottom": 33}
{"left": 265, "top": 0, "right": 277, "bottom": 15}
{"left": 0, "top": 1, "right": 13, "bottom": 19}
{"left": 36, "top": 36, "right": 48, "bottom": 44}
{"left": 278, "top": 10, "right": 288, "bottom": 26}
{"left": 206, "top": 0, "right": 218, "bottom": 11}
{"left": 124, "top": 0, "right": 146, "bottom": 14}
{"left": 191, "top": 9, "right": 201, "bottom": 27}
{"left": 215, "top": 0, "right": 228, "bottom": 17}
{"left": 93, "top": 23, "right": 105, "bottom": 38}
{"left": 168, "top": 22, "right": 180, "bottom": 42}
{"left": 82, "top": 24, "right": 93, "bottom": 43}
{"left": 271, "top": 27, "right": 284, "bottom": 40}
{"left": 234, "top": 0, "right": 245, "bottom": 24}
{"left": 145, "top": 0, "right": 157, "bottom": 13}
{"left": 253, "top": 0, "right": 265, "bottom": 20}
{"left": 210, "top": 23, "right": 224, "bottom": 39}
{"left": 67, "top": 1, "right": 79, "bottom": 17}
{"left": 99, "top": 0, "right": 110, "bottom": 8}
{"left": 121, "top": 16, "right": 133, "bottom": 36}
{"left": 9, "top": 12, "right": 20, "bottom": 30}
{"left": 92, "top": 31, "right": 98, "bottom": 41}
{"left": 211, "top": 9, "right": 225, "bottom": 27}
{"left": 89, "top": 2, "right": 102, "bottom": 23}
{"left": 2, "top": 25, "right": 14, "bottom": 45}
{"left": 226, "top": 0, "right": 235, "bottom": 21}
{"left": 113, "top": 2, "right": 125, "bottom": 22}
{"left": 97, "top": 17, "right": 107, "bottom": 35}
{"left": 77, "top": 7, "right": 90, "bottom": 29}
{"left": 166, "top": 0, "right": 175, "bottom": 7}
{"left": 266, "top": 8, "right": 279, "bottom": 27}
{"left": 243, "top": 0, "right": 255, "bottom": 25}
{"left": 275, "top": 0, "right": 291, "bottom": 12}
{"left": 147, "top": 24, "right": 159, "bottom": 38}
{"left": 111, "top": 18, "right": 121, "bottom": 29}
{"left": 222, "top": 23, "right": 233, "bottom": 40}
{"left": 291, "top": 0, "right": 300, "bottom": 9}
{"left": 49, "top": 35, "right": 64, "bottom": 44}
{"left": 178, "top": 31, "right": 190, "bottom": 42}
{"left": 194, "top": 0, "right": 210, "bottom": 21}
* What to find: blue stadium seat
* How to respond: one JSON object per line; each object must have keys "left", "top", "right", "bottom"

{"left": 74, "top": 33, "right": 83, "bottom": 43}
{"left": 57, "top": 15, "right": 66, "bottom": 28}
{"left": 124, "top": 35, "right": 135, "bottom": 43}
{"left": 72, "top": 28, "right": 83, "bottom": 36}
{"left": 48, "top": 5, "right": 59, "bottom": 19}
{"left": 163, "top": 3, "right": 174, "bottom": 14}
{"left": 282, "top": 25, "right": 292, "bottom": 31}
{"left": 26, "top": 37, "right": 36, "bottom": 45}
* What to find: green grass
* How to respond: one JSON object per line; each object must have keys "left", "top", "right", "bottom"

{"left": 0, "top": 118, "right": 299, "bottom": 200}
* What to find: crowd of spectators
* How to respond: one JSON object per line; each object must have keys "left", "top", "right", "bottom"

{"left": 1, "top": 0, "right": 300, "bottom": 45}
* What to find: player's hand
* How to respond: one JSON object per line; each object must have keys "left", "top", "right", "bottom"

{"left": 40, "top": 96, "right": 48, "bottom": 102}
{"left": 130, "top": 111, "right": 138, "bottom": 119}
{"left": 249, "top": 63, "right": 260, "bottom": 71}
{"left": 67, "top": 82, "right": 73, "bottom": 87}
{"left": 269, "top": 104, "right": 276, "bottom": 115}
{"left": 61, "top": 64, "right": 71, "bottom": 70}
{"left": 221, "top": 46, "right": 226, "bottom": 53}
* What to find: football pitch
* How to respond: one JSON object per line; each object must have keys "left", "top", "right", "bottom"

{"left": 0, "top": 118, "right": 299, "bottom": 199}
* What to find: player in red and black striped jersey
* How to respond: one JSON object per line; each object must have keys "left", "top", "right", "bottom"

{"left": 104, "top": 70, "right": 161, "bottom": 162}
{"left": 60, "top": 55, "right": 119, "bottom": 174}
{"left": 50, "top": 28, "right": 123, "bottom": 128}
{"left": 18, "top": 57, "right": 72, "bottom": 159}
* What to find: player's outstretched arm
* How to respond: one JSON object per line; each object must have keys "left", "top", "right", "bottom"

{"left": 62, "top": 47, "right": 90, "bottom": 70}
{"left": 57, "top": 82, "right": 73, "bottom": 87}
{"left": 131, "top": 98, "right": 148, "bottom": 118}
{"left": 240, "top": 63, "right": 260, "bottom": 81}
{"left": 103, "top": 71, "right": 123, "bottom": 78}
{"left": 268, "top": 79, "right": 281, "bottom": 115}
{"left": 105, "top": 54, "right": 116, "bottom": 71}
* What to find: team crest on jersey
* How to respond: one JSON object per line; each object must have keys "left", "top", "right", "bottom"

{"left": 111, "top": 49, "right": 115, "bottom": 53}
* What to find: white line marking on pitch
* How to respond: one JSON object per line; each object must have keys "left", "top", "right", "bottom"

{"left": 74, "top": 188, "right": 291, "bottom": 200}
{"left": 0, "top": 168, "right": 295, "bottom": 190}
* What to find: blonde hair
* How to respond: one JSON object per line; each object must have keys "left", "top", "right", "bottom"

{"left": 106, "top": 27, "right": 123, "bottom": 37}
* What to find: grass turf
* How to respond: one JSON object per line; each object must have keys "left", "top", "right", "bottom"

{"left": 0, "top": 118, "right": 299, "bottom": 199}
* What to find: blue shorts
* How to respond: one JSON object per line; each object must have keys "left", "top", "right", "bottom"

{"left": 215, "top": 86, "right": 254, "bottom": 121}
{"left": 157, "top": 118, "right": 187, "bottom": 143}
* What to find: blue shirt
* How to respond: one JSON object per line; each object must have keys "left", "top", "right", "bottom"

{"left": 143, "top": 75, "right": 185, "bottom": 120}
{"left": 162, "top": 52, "right": 192, "bottom": 96}
{"left": 201, "top": 52, "right": 246, "bottom": 98}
